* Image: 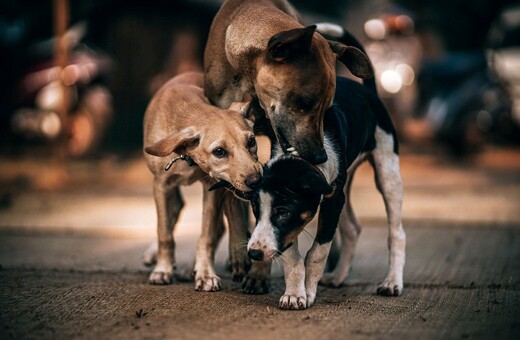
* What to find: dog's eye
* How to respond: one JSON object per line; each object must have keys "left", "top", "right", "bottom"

{"left": 274, "top": 208, "right": 290, "bottom": 219}
{"left": 212, "top": 148, "right": 228, "bottom": 158}
{"left": 247, "top": 136, "right": 257, "bottom": 148}
{"left": 293, "top": 97, "right": 316, "bottom": 113}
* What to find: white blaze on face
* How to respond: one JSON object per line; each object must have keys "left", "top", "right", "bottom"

{"left": 248, "top": 191, "right": 278, "bottom": 260}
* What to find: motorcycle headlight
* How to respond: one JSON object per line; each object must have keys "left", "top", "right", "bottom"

{"left": 36, "top": 81, "right": 66, "bottom": 111}
{"left": 381, "top": 69, "right": 402, "bottom": 94}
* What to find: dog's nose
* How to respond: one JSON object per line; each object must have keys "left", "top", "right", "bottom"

{"left": 245, "top": 172, "right": 262, "bottom": 189}
{"left": 311, "top": 150, "right": 328, "bottom": 165}
{"left": 248, "top": 248, "right": 264, "bottom": 261}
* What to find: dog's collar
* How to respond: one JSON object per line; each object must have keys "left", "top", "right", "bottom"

{"left": 164, "top": 155, "right": 197, "bottom": 171}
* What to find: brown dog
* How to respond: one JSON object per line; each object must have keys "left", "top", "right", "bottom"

{"left": 143, "top": 72, "right": 263, "bottom": 291}
{"left": 204, "top": 0, "right": 374, "bottom": 164}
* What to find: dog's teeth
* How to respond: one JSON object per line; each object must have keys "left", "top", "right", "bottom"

{"left": 291, "top": 151, "right": 299, "bottom": 156}
{"left": 286, "top": 147, "right": 295, "bottom": 152}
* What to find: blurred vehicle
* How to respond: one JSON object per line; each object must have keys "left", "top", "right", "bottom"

{"left": 9, "top": 22, "right": 113, "bottom": 157}
{"left": 487, "top": 4, "right": 520, "bottom": 144}
{"left": 362, "top": 9, "right": 422, "bottom": 125}
{"left": 416, "top": 4, "right": 520, "bottom": 156}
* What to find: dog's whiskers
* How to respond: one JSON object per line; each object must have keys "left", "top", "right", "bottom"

{"left": 301, "top": 228, "right": 314, "bottom": 242}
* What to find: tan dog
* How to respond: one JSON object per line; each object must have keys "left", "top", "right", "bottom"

{"left": 143, "top": 72, "right": 263, "bottom": 291}
{"left": 204, "top": 0, "right": 374, "bottom": 165}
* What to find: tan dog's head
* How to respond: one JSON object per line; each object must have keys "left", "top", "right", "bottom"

{"left": 145, "top": 102, "right": 263, "bottom": 192}
{"left": 254, "top": 25, "right": 373, "bottom": 165}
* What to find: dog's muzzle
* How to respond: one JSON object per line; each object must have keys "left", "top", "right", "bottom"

{"left": 208, "top": 180, "right": 252, "bottom": 201}
{"left": 274, "top": 128, "right": 300, "bottom": 157}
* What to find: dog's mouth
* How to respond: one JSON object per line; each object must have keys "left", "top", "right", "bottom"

{"left": 274, "top": 128, "right": 300, "bottom": 157}
{"left": 208, "top": 180, "right": 251, "bottom": 201}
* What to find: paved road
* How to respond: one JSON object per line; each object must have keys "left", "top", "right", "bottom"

{"left": 1, "top": 147, "right": 519, "bottom": 339}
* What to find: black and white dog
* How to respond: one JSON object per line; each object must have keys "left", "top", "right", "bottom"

{"left": 245, "top": 24, "right": 406, "bottom": 310}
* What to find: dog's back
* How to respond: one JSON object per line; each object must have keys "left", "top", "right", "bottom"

{"left": 326, "top": 77, "right": 398, "bottom": 170}
{"left": 204, "top": 0, "right": 301, "bottom": 108}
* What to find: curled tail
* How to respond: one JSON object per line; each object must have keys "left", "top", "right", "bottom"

{"left": 316, "top": 23, "right": 378, "bottom": 94}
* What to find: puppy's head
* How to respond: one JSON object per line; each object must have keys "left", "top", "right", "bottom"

{"left": 247, "top": 155, "right": 333, "bottom": 262}
{"left": 145, "top": 102, "right": 263, "bottom": 192}
{"left": 254, "top": 25, "right": 373, "bottom": 165}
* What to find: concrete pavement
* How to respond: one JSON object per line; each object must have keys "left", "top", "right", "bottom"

{"left": 1, "top": 146, "right": 519, "bottom": 339}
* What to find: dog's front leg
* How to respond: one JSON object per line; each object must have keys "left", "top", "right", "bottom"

{"left": 222, "top": 191, "right": 251, "bottom": 282}
{"left": 242, "top": 261, "right": 271, "bottom": 295}
{"left": 321, "top": 173, "right": 362, "bottom": 287}
{"left": 305, "top": 241, "right": 332, "bottom": 307}
{"left": 194, "top": 183, "right": 226, "bottom": 291}
{"left": 149, "top": 183, "right": 184, "bottom": 284}
{"left": 306, "top": 190, "right": 345, "bottom": 306}
{"left": 280, "top": 239, "right": 307, "bottom": 310}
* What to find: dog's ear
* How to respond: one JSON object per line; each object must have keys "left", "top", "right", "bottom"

{"left": 144, "top": 128, "right": 200, "bottom": 157}
{"left": 301, "top": 166, "right": 334, "bottom": 195}
{"left": 267, "top": 25, "right": 316, "bottom": 62}
{"left": 281, "top": 158, "right": 333, "bottom": 195}
{"left": 328, "top": 41, "right": 374, "bottom": 79}
{"left": 229, "top": 99, "right": 254, "bottom": 126}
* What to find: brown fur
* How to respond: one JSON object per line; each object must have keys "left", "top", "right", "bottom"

{"left": 204, "top": 0, "right": 373, "bottom": 163}
{"left": 143, "top": 72, "right": 262, "bottom": 289}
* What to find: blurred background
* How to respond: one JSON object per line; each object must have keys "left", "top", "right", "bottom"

{"left": 0, "top": 0, "right": 519, "bottom": 235}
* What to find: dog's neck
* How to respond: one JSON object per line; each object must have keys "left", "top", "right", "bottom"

{"left": 316, "top": 134, "right": 339, "bottom": 185}
{"left": 270, "top": 134, "right": 339, "bottom": 185}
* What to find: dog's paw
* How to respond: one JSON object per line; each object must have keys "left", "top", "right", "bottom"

{"left": 148, "top": 269, "right": 174, "bottom": 285}
{"left": 242, "top": 275, "right": 271, "bottom": 295}
{"left": 229, "top": 252, "right": 251, "bottom": 282}
{"left": 279, "top": 294, "right": 307, "bottom": 310}
{"left": 195, "top": 275, "right": 221, "bottom": 292}
{"left": 319, "top": 273, "right": 343, "bottom": 287}
{"left": 175, "top": 266, "right": 195, "bottom": 282}
{"left": 377, "top": 279, "right": 403, "bottom": 297}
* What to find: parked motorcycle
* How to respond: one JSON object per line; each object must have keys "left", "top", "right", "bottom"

{"left": 8, "top": 22, "right": 113, "bottom": 157}
{"left": 416, "top": 4, "right": 520, "bottom": 156}
{"left": 362, "top": 9, "right": 422, "bottom": 126}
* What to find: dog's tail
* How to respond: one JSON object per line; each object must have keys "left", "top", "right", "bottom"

{"left": 316, "top": 23, "right": 378, "bottom": 94}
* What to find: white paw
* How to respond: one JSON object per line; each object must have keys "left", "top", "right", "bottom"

{"left": 320, "top": 272, "right": 343, "bottom": 287}
{"left": 279, "top": 294, "right": 307, "bottom": 310}
{"left": 148, "top": 267, "right": 173, "bottom": 285}
{"left": 195, "top": 275, "right": 221, "bottom": 292}
{"left": 377, "top": 278, "right": 403, "bottom": 296}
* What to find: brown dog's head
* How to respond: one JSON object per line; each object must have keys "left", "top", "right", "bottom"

{"left": 145, "top": 102, "right": 263, "bottom": 192}
{"left": 254, "top": 25, "right": 373, "bottom": 165}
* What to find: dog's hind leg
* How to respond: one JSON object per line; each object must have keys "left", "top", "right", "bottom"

{"left": 371, "top": 127, "right": 406, "bottom": 296}
{"left": 321, "top": 166, "right": 363, "bottom": 287}
{"left": 194, "top": 182, "right": 226, "bottom": 291}
{"left": 149, "top": 183, "right": 184, "bottom": 285}
{"left": 222, "top": 191, "right": 251, "bottom": 282}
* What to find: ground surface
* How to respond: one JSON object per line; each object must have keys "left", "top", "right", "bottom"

{"left": 1, "top": 146, "right": 519, "bottom": 339}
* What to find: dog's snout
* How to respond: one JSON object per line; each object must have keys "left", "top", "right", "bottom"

{"left": 248, "top": 248, "right": 264, "bottom": 261}
{"left": 245, "top": 172, "right": 262, "bottom": 189}
{"left": 312, "top": 150, "right": 328, "bottom": 165}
